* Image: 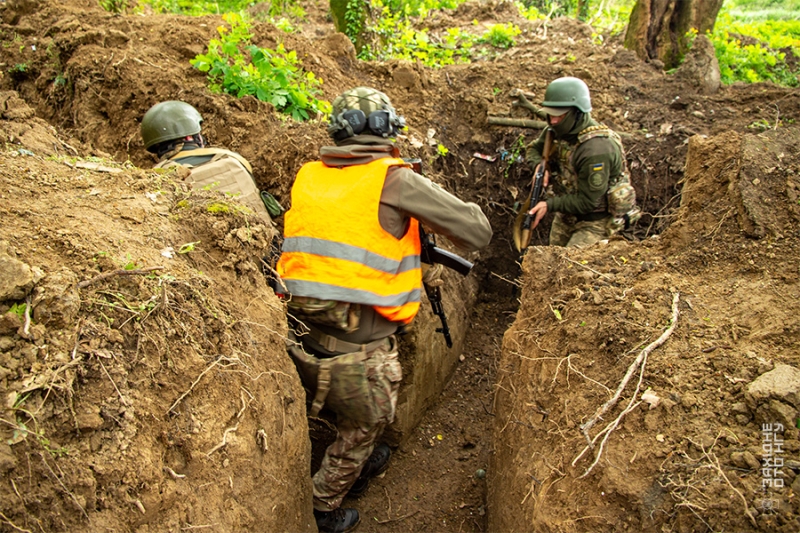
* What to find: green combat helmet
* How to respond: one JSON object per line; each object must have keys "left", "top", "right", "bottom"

{"left": 541, "top": 77, "right": 592, "bottom": 114}
{"left": 328, "top": 87, "right": 406, "bottom": 141}
{"left": 141, "top": 101, "right": 203, "bottom": 151}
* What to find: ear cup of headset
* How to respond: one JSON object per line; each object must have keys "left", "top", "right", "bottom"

{"left": 330, "top": 109, "right": 367, "bottom": 141}
{"left": 367, "top": 110, "right": 391, "bottom": 137}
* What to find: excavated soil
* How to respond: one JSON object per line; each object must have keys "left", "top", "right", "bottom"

{"left": 0, "top": 0, "right": 799, "bottom": 532}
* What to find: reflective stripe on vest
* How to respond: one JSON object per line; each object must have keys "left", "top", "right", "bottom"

{"left": 277, "top": 158, "right": 422, "bottom": 324}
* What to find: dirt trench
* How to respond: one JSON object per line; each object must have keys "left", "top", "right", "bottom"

{"left": 1, "top": 1, "right": 800, "bottom": 532}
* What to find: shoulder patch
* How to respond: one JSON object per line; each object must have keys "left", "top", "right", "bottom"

{"left": 591, "top": 162, "right": 604, "bottom": 172}
{"left": 589, "top": 172, "right": 605, "bottom": 190}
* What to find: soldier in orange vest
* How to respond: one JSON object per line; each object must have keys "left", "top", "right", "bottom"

{"left": 277, "top": 87, "right": 491, "bottom": 533}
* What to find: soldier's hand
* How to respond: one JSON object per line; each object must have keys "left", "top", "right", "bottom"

{"left": 527, "top": 201, "right": 548, "bottom": 230}
{"left": 421, "top": 263, "right": 444, "bottom": 288}
{"left": 535, "top": 163, "right": 551, "bottom": 187}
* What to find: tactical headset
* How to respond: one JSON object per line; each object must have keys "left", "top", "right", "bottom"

{"left": 328, "top": 106, "right": 406, "bottom": 141}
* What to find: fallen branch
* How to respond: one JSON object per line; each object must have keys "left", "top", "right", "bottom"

{"left": 78, "top": 266, "right": 164, "bottom": 289}
{"left": 572, "top": 292, "right": 680, "bottom": 475}
{"left": 488, "top": 116, "right": 547, "bottom": 129}
{"left": 510, "top": 90, "right": 548, "bottom": 119}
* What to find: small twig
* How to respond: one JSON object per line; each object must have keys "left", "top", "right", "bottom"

{"left": 40, "top": 452, "right": 89, "bottom": 520}
{"left": 384, "top": 486, "right": 392, "bottom": 516}
{"left": 375, "top": 510, "right": 419, "bottom": 524}
{"left": 702, "top": 207, "right": 734, "bottom": 243}
{"left": 132, "top": 56, "right": 164, "bottom": 70}
{"left": 490, "top": 271, "right": 521, "bottom": 287}
{"left": 78, "top": 266, "right": 164, "bottom": 289}
{"left": 206, "top": 423, "right": 239, "bottom": 456}
{"left": 702, "top": 447, "right": 757, "bottom": 527}
{"left": 163, "top": 466, "right": 186, "bottom": 479}
{"left": 98, "top": 359, "right": 128, "bottom": 406}
{"left": 0, "top": 511, "right": 32, "bottom": 533}
{"left": 181, "top": 525, "right": 217, "bottom": 531}
{"left": 257, "top": 429, "right": 269, "bottom": 452}
{"left": 167, "top": 357, "right": 222, "bottom": 414}
{"left": 23, "top": 296, "right": 32, "bottom": 337}
{"left": 560, "top": 256, "right": 612, "bottom": 280}
{"left": 237, "top": 387, "right": 254, "bottom": 419}
{"left": 773, "top": 103, "right": 780, "bottom": 130}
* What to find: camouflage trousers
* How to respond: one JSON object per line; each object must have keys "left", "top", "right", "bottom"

{"left": 549, "top": 212, "right": 614, "bottom": 248}
{"left": 288, "top": 334, "right": 401, "bottom": 511}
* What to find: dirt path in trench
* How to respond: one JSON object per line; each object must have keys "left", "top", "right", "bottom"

{"left": 347, "top": 297, "right": 517, "bottom": 533}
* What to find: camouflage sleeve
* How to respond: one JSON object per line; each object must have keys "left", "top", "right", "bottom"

{"left": 525, "top": 129, "right": 547, "bottom": 172}
{"left": 546, "top": 139, "right": 616, "bottom": 215}
{"left": 386, "top": 167, "right": 492, "bottom": 252}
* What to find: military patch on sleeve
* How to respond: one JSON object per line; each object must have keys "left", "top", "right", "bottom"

{"left": 591, "top": 163, "right": 604, "bottom": 172}
{"left": 589, "top": 172, "right": 605, "bottom": 190}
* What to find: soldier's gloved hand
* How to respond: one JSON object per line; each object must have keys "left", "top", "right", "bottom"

{"left": 421, "top": 263, "right": 444, "bottom": 288}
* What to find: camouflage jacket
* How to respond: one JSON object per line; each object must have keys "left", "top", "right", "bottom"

{"left": 526, "top": 116, "right": 626, "bottom": 218}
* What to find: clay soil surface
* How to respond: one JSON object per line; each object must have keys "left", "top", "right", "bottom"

{"left": 1, "top": 1, "right": 799, "bottom": 532}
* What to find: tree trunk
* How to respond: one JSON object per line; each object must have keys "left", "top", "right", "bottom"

{"left": 623, "top": 0, "right": 724, "bottom": 69}
{"left": 330, "top": 0, "right": 368, "bottom": 54}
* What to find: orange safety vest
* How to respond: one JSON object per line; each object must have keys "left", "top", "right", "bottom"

{"left": 277, "top": 158, "right": 422, "bottom": 324}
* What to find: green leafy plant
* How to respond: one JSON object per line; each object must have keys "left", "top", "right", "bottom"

{"left": 515, "top": 1, "right": 542, "bottom": 21}
{"left": 479, "top": 23, "right": 521, "bottom": 49}
{"left": 502, "top": 135, "right": 527, "bottom": 180}
{"left": 273, "top": 17, "right": 298, "bottom": 33}
{"left": 9, "top": 302, "right": 27, "bottom": 319}
{"left": 190, "top": 13, "right": 331, "bottom": 120}
{"left": 9, "top": 63, "right": 27, "bottom": 74}
{"left": 344, "top": 0, "right": 365, "bottom": 46}
{"left": 436, "top": 143, "right": 449, "bottom": 157}
{"left": 178, "top": 241, "right": 201, "bottom": 254}
{"left": 98, "top": 0, "right": 128, "bottom": 13}
{"left": 703, "top": 9, "right": 799, "bottom": 87}
{"left": 141, "top": 0, "right": 253, "bottom": 15}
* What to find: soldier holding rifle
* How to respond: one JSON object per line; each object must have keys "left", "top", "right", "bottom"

{"left": 519, "top": 76, "right": 638, "bottom": 249}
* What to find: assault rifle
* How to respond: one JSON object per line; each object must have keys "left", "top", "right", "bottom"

{"left": 514, "top": 128, "right": 553, "bottom": 252}
{"left": 404, "top": 158, "right": 474, "bottom": 348}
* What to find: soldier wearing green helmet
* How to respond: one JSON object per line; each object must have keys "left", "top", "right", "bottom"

{"left": 523, "top": 76, "right": 639, "bottom": 247}
{"left": 140, "top": 101, "right": 280, "bottom": 223}
{"left": 276, "top": 87, "right": 491, "bottom": 533}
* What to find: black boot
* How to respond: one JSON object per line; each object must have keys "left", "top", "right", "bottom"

{"left": 314, "top": 508, "right": 360, "bottom": 533}
{"left": 348, "top": 443, "right": 392, "bottom": 498}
